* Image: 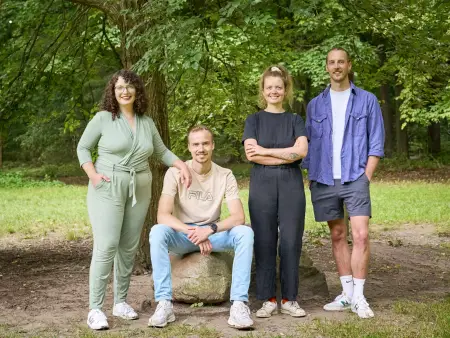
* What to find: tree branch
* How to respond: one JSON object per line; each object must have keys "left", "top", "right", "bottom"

{"left": 102, "top": 14, "right": 123, "bottom": 66}
{"left": 65, "top": 0, "right": 117, "bottom": 14}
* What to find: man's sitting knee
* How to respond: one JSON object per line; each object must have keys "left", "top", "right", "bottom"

{"left": 149, "top": 224, "right": 172, "bottom": 243}
{"left": 233, "top": 225, "right": 254, "bottom": 244}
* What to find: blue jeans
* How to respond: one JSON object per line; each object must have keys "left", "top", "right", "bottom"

{"left": 149, "top": 224, "right": 254, "bottom": 302}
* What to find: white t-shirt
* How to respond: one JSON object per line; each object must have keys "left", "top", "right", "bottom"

{"left": 330, "top": 88, "right": 351, "bottom": 179}
{"left": 161, "top": 160, "right": 240, "bottom": 225}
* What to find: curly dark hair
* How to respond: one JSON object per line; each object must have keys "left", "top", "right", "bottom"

{"left": 100, "top": 69, "right": 148, "bottom": 120}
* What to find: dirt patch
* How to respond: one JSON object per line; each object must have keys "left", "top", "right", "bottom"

{"left": 0, "top": 226, "right": 449, "bottom": 337}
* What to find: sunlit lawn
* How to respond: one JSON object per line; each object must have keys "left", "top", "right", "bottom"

{"left": 0, "top": 181, "right": 449, "bottom": 239}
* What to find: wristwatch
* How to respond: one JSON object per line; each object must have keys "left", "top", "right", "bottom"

{"left": 209, "top": 223, "right": 218, "bottom": 234}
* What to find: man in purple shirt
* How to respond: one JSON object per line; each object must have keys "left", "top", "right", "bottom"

{"left": 303, "top": 48, "right": 385, "bottom": 318}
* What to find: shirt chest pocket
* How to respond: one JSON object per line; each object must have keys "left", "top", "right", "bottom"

{"left": 349, "top": 112, "right": 368, "bottom": 136}
{"left": 310, "top": 115, "right": 328, "bottom": 139}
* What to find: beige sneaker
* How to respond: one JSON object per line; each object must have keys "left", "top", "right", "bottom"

{"left": 280, "top": 301, "right": 306, "bottom": 317}
{"left": 256, "top": 301, "right": 278, "bottom": 318}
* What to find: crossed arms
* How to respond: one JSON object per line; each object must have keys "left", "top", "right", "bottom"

{"left": 244, "top": 136, "right": 308, "bottom": 165}
{"left": 157, "top": 194, "right": 245, "bottom": 255}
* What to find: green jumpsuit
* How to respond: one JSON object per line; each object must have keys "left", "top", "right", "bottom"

{"left": 77, "top": 111, "right": 179, "bottom": 310}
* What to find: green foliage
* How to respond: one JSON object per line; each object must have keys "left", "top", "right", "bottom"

{"left": 2, "top": 162, "right": 84, "bottom": 178}
{"left": 2, "top": 0, "right": 450, "bottom": 164}
{"left": 0, "top": 0, "right": 120, "bottom": 163}
{"left": 0, "top": 171, "right": 64, "bottom": 188}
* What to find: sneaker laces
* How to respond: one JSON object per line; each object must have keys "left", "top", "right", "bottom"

{"left": 119, "top": 302, "right": 135, "bottom": 315}
{"left": 286, "top": 301, "right": 300, "bottom": 309}
{"left": 234, "top": 302, "right": 251, "bottom": 318}
{"left": 89, "top": 309, "right": 106, "bottom": 323}
{"left": 334, "top": 292, "right": 348, "bottom": 302}
{"left": 155, "top": 301, "right": 171, "bottom": 313}
{"left": 261, "top": 301, "right": 275, "bottom": 310}
{"left": 356, "top": 297, "right": 369, "bottom": 308}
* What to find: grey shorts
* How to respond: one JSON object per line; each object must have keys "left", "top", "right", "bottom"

{"left": 310, "top": 173, "right": 371, "bottom": 222}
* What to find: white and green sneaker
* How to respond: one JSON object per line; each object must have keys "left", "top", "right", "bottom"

{"left": 323, "top": 293, "right": 352, "bottom": 311}
{"left": 351, "top": 297, "right": 374, "bottom": 318}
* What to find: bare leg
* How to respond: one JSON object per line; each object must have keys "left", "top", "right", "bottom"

{"left": 349, "top": 216, "right": 370, "bottom": 279}
{"left": 328, "top": 219, "right": 352, "bottom": 276}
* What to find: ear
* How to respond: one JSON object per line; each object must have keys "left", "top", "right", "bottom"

{"left": 348, "top": 61, "right": 352, "bottom": 71}
{"left": 212, "top": 141, "right": 215, "bottom": 151}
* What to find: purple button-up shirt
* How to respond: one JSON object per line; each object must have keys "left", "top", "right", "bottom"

{"left": 302, "top": 82, "right": 385, "bottom": 185}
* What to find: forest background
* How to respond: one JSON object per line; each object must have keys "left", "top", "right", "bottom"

{"left": 1, "top": 0, "right": 449, "bottom": 265}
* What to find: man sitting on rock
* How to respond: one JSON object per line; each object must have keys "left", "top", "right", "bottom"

{"left": 148, "top": 125, "right": 254, "bottom": 329}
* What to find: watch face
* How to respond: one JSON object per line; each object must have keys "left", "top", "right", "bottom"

{"left": 210, "top": 223, "right": 218, "bottom": 233}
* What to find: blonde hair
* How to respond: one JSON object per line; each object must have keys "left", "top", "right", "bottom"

{"left": 258, "top": 65, "right": 294, "bottom": 108}
{"left": 187, "top": 124, "right": 214, "bottom": 143}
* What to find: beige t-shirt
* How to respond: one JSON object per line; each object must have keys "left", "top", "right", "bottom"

{"left": 162, "top": 160, "right": 240, "bottom": 225}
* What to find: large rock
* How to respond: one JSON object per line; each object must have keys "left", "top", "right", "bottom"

{"left": 149, "top": 249, "right": 328, "bottom": 304}
{"left": 297, "top": 252, "right": 329, "bottom": 300}
{"left": 153, "top": 252, "right": 234, "bottom": 304}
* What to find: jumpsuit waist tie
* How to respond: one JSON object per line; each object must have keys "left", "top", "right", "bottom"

{"left": 95, "top": 158, "right": 149, "bottom": 207}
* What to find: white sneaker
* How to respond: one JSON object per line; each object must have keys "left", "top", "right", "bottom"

{"left": 323, "top": 292, "right": 352, "bottom": 311}
{"left": 280, "top": 301, "right": 306, "bottom": 317}
{"left": 113, "top": 302, "right": 139, "bottom": 320}
{"left": 87, "top": 309, "right": 109, "bottom": 330}
{"left": 351, "top": 297, "right": 375, "bottom": 318}
{"left": 148, "top": 300, "right": 175, "bottom": 327}
{"left": 256, "top": 301, "right": 278, "bottom": 318}
{"left": 228, "top": 301, "right": 254, "bottom": 329}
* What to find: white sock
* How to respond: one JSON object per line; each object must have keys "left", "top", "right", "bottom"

{"left": 353, "top": 278, "right": 366, "bottom": 301}
{"left": 340, "top": 275, "right": 353, "bottom": 299}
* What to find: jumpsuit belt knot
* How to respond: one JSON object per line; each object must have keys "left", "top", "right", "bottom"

{"left": 96, "top": 158, "right": 149, "bottom": 207}
{"left": 128, "top": 168, "right": 137, "bottom": 206}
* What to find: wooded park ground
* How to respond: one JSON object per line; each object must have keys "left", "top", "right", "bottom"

{"left": 0, "top": 161, "right": 449, "bottom": 338}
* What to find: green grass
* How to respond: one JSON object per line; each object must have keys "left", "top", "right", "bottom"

{"left": 370, "top": 182, "right": 450, "bottom": 233}
{"left": 0, "top": 185, "right": 90, "bottom": 238}
{"left": 296, "top": 297, "right": 450, "bottom": 338}
{"left": 224, "top": 182, "right": 450, "bottom": 235}
{"left": 2, "top": 161, "right": 84, "bottom": 179}
{"left": 0, "top": 324, "right": 221, "bottom": 338}
{"left": 1, "top": 179, "right": 449, "bottom": 238}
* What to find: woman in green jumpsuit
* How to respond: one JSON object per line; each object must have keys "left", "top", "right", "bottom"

{"left": 77, "top": 70, "right": 191, "bottom": 330}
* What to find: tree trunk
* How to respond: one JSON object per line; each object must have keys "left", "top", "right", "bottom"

{"left": 66, "top": 0, "right": 170, "bottom": 270}
{"left": 380, "top": 84, "right": 394, "bottom": 157}
{"left": 137, "top": 70, "right": 169, "bottom": 270}
{"left": 394, "top": 85, "right": 409, "bottom": 156}
{"left": 427, "top": 122, "right": 441, "bottom": 155}
{"left": 0, "top": 134, "right": 3, "bottom": 169}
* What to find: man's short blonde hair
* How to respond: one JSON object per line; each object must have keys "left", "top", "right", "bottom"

{"left": 187, "top": 125, "right": 214, "bottom": 143}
